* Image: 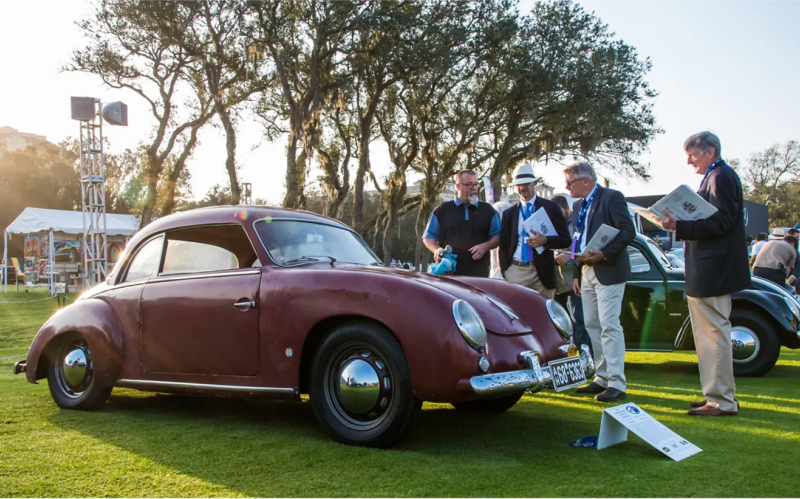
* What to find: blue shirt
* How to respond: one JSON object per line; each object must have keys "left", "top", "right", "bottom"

{"left": 423, "top": 197, "right": 502, "bottom": 241}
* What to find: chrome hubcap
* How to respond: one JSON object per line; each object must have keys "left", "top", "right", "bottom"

{"left": 731, "top": 327, "right": 759, "bottom": 363}
{"left": 57, "top": 338, "right": 92, "bottom": 397}
{"left": 325, "top": 344, "right": 394, "bottom": 431}
{"left": 338, "top": 359, "right": 381, "bottom": 414}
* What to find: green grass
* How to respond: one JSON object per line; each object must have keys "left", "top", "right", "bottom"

{"left": 1, "top": 288, "right": 799, "bottom": 497}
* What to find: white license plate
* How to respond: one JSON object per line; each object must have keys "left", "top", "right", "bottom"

{"left": 548, "top": 356, "right": 586, "bottom": 392}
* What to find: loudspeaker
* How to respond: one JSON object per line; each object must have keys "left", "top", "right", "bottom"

{"left": 102, "top": 101, "right": 128, "bottom": 126}
{"left": 71, "top": 97, "right": 96, "bottom": 121}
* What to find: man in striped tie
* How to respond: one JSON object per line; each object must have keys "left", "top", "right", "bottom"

{"left": 499, "top": 163, "right": 571, "bottom": 298}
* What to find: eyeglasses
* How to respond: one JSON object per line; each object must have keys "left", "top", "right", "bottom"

{"left": 459, "top": 182, "right": 479, "bottom": 188}
{"left": 565, "top": 177, "right": 583, "bottom": 188}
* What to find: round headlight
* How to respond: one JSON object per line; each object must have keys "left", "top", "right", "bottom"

{"left": 453, "top": 300, "right": 487, "bottom": 350}
{"left": 546, "top": 299, "right": 573, "bottom": 339}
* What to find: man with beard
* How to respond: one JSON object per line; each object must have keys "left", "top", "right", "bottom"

{"left": 499, "top": 163, "right": 570, "bottom": 298}
{"left": 422, "top": 170, "right": 501, "bottom": 277}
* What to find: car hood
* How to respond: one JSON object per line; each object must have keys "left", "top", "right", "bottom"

{"left": 331, "top": 264, "right": 535, "bottom": 336}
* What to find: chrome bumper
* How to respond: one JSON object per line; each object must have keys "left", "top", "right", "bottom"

{"left": 469, "top": 345, "right": 595, "bottom": 396}
{"left": 12, "top": 360, "right": 27, "bottom": 375}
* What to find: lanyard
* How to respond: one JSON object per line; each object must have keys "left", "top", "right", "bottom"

{"left": 699, "top": 159, "right": 723, "bottom": 191}
{"left": 576, "top": 186, "right": 598, "bottom": 233}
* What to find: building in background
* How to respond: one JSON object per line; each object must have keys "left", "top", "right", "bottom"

{"left": 0, "top": 126, "right": 47, "bottom": 152}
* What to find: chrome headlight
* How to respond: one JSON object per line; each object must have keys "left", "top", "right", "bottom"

{"left": 546, "top": 299, "right": 573, "bottom": 340}
{"left": 453, "top": 300, "right": 487, "bottom": 350}
{"left": 783, "top": 296, "right": 800, "bottom": 322}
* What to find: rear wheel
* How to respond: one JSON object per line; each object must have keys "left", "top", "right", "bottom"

{"left": 451, "top": 391, "right": 524, "bottom": 413}
{"left": 730, "top": 309, "right": 780, "bottom": 377}
{"left": 47, "top": 334, "right": 112, "bottom": 410}
{"left": 309, "top": 322, "right": 420, "bottom": 448}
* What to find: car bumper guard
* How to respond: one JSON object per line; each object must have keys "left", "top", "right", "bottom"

{"left": 469, "top": 346, "right": 595, "bottom": 396}
{"left": 12, "top": 360, "right": 27, "bottom": 375}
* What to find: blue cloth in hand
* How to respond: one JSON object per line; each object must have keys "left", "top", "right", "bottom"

{"left": 430, "top": 253, "right": 457, "bottom": 275}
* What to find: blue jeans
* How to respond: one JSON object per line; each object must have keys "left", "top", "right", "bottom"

{"left": 567, "top": 291, "right": 592, "bottom": 358}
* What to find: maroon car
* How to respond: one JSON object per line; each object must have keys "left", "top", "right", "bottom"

{"left": 14, "top": 206, "right": 594, "bottom": 447}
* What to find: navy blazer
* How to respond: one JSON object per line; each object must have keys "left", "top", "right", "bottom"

{"left": 571, "top": 186, "right": 636, "bottom": 286}
{"left": 499, "top": 196, "right": 571, "bottom": 290}
{"left": 676, "top": 162, "right": 751, "bottom": 297}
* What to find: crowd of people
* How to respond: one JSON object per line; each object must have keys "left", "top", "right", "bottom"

{"left": 422, "top": 131, "right": 750, "bottom": 416}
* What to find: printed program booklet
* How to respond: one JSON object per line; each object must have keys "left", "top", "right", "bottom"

{"left": 555, "top": 224, "right": 620, "bottom": 258}
{"left": 632, "top": 184, "right": 718, "bottom": 229}
{"left": 521, "top": 206, "right": 556, "bottom": 254}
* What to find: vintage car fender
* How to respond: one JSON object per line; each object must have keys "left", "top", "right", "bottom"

{"left": 676, "top": 289, "right": 798, "bottom": 350}
{"left": 258, "top": 265, "right": 554, "bottom": 401}
{"left": 25, "top": 298, "right": 124, "bottom": 387}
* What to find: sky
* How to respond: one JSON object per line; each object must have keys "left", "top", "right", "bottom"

{"left": 1, "top": 0, "right": 799, "bottom": 206}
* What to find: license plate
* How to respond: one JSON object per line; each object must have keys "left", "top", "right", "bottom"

{"left": 548, "top": 356, "right": 586, "bottom": 392}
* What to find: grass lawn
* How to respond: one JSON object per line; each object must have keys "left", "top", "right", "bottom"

{"left": 1, "top": 288, "right": 799, "bottom": 497}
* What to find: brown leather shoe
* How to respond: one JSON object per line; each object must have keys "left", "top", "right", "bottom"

{"left": 687, "top": 402, "right": 738, "bottom": 416}
{"left": 595, "top": 387, "right": 627, "bottom": 402}
{"left": 575, "top": 382, "right": 606, "bottom": 394}
{"left": 690, "top": 397, "right": 738, "bottom": 408}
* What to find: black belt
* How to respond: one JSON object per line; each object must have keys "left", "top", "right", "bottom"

{"left": 511, "top": 260, "right": 534, "bottom": 267}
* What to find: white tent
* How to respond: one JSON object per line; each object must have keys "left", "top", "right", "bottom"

{"left": 4, "top": 208, "right": 139, "bottom": 292}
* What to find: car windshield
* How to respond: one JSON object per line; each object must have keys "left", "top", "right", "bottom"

{"left": 647, "top": 240, "right": 674, "bottom": 270}
{"left": 254, "top": 219, "right": 380, "bottom": 267}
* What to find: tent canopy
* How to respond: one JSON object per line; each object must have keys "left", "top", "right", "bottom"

{"left": 5, "top": 207, "right": 139, "bottom": 237}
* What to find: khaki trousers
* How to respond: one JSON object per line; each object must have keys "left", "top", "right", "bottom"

{"left": 505, "top": 264, "right": 556, "bottom": 299}
{"left": 581, "top": 266, "right": 627, "bottom": 391}
{"left": 687, "top": 295, "right": 737, "bottom": 411}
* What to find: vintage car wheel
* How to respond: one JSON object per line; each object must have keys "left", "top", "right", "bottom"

{"left": 451, "top": 391, "right": 524, "bottom": 413}
{"left": 310, "top": 322, "right": 421, "bottom": 448}
{"left": 730, "top": 309, "right": 780, "bottom": 377}
{"left": 47, "top": 334, "right": 112, "bottom": 410}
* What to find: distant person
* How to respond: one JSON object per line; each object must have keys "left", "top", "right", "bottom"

{"left": 749, "top": 232, "right": 768, "bottom": 266}
{"left": 499, "top": 163, "right": 570, "bottom": 298}
{"left": 788, "top": 229, "right": 800, "bottom": 293}
{"left": 551, "top": 194, "right": 592, "bottom": 357}
{"left": 489, "top": 202, "right": 512, "bottom": 279}
{"left": 422, "top": 169, "right": 501, "bottom": 277}
{"left": 660, "top": 131, "right": 750, "bottom": 417}
{"left": 752, "top": 236, "right": 798, "bottom": 288}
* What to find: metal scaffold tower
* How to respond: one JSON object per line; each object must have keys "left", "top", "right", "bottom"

{"left": 78, "top": 99, "right": 108, "bottom": 288}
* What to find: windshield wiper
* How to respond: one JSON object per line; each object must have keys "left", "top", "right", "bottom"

{"left": 283, "top": 256, "right": 321, "bottom": 265}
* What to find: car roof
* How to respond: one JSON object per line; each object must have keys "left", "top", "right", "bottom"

{"left": 134, "top": 205, "right": 350, "bottom": 242}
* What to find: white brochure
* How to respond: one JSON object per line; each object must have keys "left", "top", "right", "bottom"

{"left": 522, "top": 206, "right": 556, "bottom": 254}
{"left": 633, "top": 184, "right": 718, "bottom": 229}
{"left": 555, "top": 224, "right": 619, "bottom": 258}
{"left": 598, "top": 403, "right": 702, "bottom": 461}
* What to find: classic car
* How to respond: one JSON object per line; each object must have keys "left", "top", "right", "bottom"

{"left": 623, "top": 234, "right": 800, "bottom": 376}
{"left": 13, "top": 206, "right": 594, "bottom": 448}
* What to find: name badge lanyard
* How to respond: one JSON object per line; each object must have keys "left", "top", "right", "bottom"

{"left": 698, "top": 159, "right": 723, "bottom": 192}
{"left": 571, "top": 187, "right": 598, "bottom": 256}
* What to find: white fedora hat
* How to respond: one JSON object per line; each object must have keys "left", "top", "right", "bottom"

{"left": 509, "top": 163, "right": 538, "bottom": 186}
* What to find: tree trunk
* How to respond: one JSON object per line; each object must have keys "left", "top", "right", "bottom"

{"left": 216, "top": 102, "right": 240, "bottom": 205}
{"left": 161, "top": 125, "right": 201, "bottom": 216}
{"left": 382, "top": 173, "right": 407, "bottom": 265}
{"left": 282, "top": 123, "right": 301, "bottom": 208}
{"left": 139, "top": 152, "right": 163, "bottom": 228}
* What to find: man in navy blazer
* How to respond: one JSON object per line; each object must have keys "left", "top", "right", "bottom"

{"left": 565, "top": 161, "right": 636, "bottom": 402}
{"left": 499, "top": 163, "right": 570, "bottom": 298}
{"left": 661, "top": 132, "right": 750, "bottom": 416}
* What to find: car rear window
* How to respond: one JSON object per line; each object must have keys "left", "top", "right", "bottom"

{"left": 161, "top": 225, "right": 258, "bottom": 275}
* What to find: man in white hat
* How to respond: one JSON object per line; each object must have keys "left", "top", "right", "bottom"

{"left": 499, "top": 162, "right": 571, "bottom": 298}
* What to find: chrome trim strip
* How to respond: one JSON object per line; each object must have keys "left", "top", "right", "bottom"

{"left": 674, "top": 315, "right": 692, "bottom": 349}
{"left": 111, "top": 280, "right": 148, "bottom": 291}
{"left": 151, "top": 270, "right": 261, "bottom": 283}
{"left": 627, "top": 280, "right": 666, "bottom": 284}
{"left": 485, "top": 295, "right": 519, "bottom": 322}
{"left": 115, "top": 379, "right": 295, "bottom": 394}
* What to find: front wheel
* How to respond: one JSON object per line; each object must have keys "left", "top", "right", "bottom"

{"left": 47, "top": 334, "right": 112, "bottom": 410}
{"left": 730, "top": 309, "right": 780, "bottom": 377}
{"left": 309, "top": 321, "right": 420, "bottom": 448}
{"left": 451, "top": 391, "right": 524, "bottom": 413}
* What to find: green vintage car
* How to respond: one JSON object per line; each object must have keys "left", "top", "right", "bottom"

{"left": 622, "top": 235, "right": 800, "bottom": 377}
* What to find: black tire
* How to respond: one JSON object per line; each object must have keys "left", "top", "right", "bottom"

{"left": 47, "top": 334, "right": 112, "bottom": 410}
{"left": 730, "top": 309, "right": 781, "bottom": 377}
{"left": 451, "top": 391, "right": 524, "bottom": 413}
{"left": 309, "top": 321, "right": 420, "bottom": 448}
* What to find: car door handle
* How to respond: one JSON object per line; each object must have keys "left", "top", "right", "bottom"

{"left": 234, "top": 300, "right": 257, "bottom": 309}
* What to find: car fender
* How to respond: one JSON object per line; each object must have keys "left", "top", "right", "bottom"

{"left": 732, "top": 289, "right": 798, "bottom": 345}
{"left": 25, "top": 298, "right": 124, "bottom": 387}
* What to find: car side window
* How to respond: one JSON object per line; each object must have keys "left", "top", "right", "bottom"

{"left": 124, "top": 236, "right": 164, "bottom": 282}
{"left": 161, "top": 224, "right": 257, "bottom": 275}
{"left": 628, "top": 247, "right": 651, "bottom": 274}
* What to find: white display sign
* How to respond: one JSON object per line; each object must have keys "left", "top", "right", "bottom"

{"left": 598, "top": 403, "right": 702, "bottom": 461}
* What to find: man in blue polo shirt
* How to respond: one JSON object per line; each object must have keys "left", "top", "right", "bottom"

{"left": 422, "top": 169, "right": 501, "bottom": 277}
